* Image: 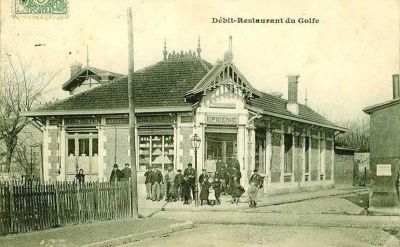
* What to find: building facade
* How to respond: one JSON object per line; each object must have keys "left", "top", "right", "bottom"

{"left": 25, "top": 41, "right": 346, "bottom": 195}
{"left": 363, "top": 74, "right": 400, "bottom": 207}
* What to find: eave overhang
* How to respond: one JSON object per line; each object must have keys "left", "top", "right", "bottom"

{"left": 363, "top": 98, "right": 400, "bottom": 115}
{"left": 246, "top": 105, "right": 347, "bottom": 132}
{"left": 21, "top": 106, "right": 193, "bottom": 117}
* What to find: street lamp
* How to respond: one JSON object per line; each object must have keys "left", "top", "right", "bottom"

{"left": 190, "top": 134, "right": 201, "bottom": 207}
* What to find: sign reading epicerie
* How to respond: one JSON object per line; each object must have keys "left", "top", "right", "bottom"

{"left": 206, "top": 114, "right": 238, "bottom": 125}
{"left": 376, "top": 164, "right": 392, "bottom": 176}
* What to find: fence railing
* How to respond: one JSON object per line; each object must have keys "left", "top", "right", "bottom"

{"left": 0, "top": 180, "right": 132, "bottom": 236}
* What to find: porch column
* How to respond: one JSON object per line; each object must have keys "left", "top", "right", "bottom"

{"left": 98, "top": 125, "right": 105, "bottom": 181}
{"left": 331, "top": 134, "right": 335, "bottom": 183}
{"left": 173, "top": 124, "right": 179, "bottom": 170}
{"left": 248, "top": 127, "right": 256, "bottom": 182}
{"left": 265, "top": 128, "right": 272, "bottom": 191}
{"left": 317, "top": 131, "right": 321, "bottom": 181}
{"left": 237, "top": 125, "right": 246, "bottom": 186}
{"left": 59, "top": 125, "right": 66, "bottom": 181}
{"left": 42, "top": 121, "right": 49, "bottom": 181}
{"left": 302, "top": 134, "right": 306, "bottom": 182}
{"left": 321, "top": 132, "right": 326, "bottom": 181}
{"left": 280, "top": 123, "right": 285, "bottom": 183}
{"left": 291, "top": 132, "right": 295, "bottom": 183}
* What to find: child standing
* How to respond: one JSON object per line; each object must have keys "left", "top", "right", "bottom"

{"left": 208, "top": 177, "right": 217, "bottom": 206}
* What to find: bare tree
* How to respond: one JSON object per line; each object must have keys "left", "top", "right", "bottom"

{"left": 0, "top": 54, "right": 58, "bottom": 173}
{"left": 336, "top": 117, "right": 370, "bottom": 152}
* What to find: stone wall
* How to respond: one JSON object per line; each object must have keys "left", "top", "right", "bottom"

{"left": 47, "top": 128, "right": 60, "bottom": 182}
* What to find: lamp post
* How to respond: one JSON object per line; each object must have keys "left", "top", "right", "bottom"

{"left": 190, "top": 134, "right": 201, "bottom": 207}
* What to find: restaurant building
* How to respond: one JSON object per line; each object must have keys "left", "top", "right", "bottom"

{"left": 25, "top": 39, "right": 346, "bottom": 194}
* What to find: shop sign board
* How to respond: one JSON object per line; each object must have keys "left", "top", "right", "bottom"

{"left": 376, "top": 164, "right": 392, "bottom": 176}
{"left": 206, "top": 114, "right": 238, "bottom": 125}
{"left": 64, "top": 117, "right": 99, "bottom": 126}
{"left": 137, "top": 114, "right": 175, "bottom": 125}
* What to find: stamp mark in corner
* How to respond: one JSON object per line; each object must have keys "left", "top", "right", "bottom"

{"left": 13, "top": 0, "right": 68, "bottom": 19}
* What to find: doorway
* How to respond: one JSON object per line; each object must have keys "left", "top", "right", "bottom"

{"left": 66, "top": 132, "right": 99, "bottom": 181}
{"left": 205, "top": 132, "right": 237, "bottom": 164}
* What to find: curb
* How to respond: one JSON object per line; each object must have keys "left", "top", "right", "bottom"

{"left": 81, "top": 220, "right": 194, "bottom": 247}
{"left": 161, "top": 190, "right": 365, "bottom": 212}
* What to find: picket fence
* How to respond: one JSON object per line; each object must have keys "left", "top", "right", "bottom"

{"left": 0, "top": 180, "right": 133, "bottom": 235}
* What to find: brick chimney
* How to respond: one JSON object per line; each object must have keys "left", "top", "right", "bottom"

{"left": 70, "top": 62, "right": 82, "bottom": 77}
{"left": 287, "top": 75, "right": 299, "bottom": 115}
{"left": 393, "top": 74, "right": 400, "bottom": 99}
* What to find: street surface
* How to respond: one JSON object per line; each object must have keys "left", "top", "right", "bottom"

{"left": 125, "top": 224, "right": 391, "bottom": 247}
{"left": 126, "top": 195, "right": 400, "bottom": 247}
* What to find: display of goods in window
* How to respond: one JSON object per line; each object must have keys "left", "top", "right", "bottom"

{"left": 152, "top": 148, "right": 163, "bottom": 156}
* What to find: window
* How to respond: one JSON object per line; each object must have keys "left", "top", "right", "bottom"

{"left": 68, "top": 139, "right": 75, "bottom": 156}
{"left": 284, "top": 134, "right": 293, "bottom": 173}
{"left": 92, "top": 138, "right": 98, "bottom": 156}
{"left": 255, "top": 131, "right": 266, "bottom": 173}
{"left": 78, "top": 138, "right": 89, "bottom": 156}
{"left": 138, "top": 135, "right": 174, "bottom": 171}
{"left": 305, "top": 137, "right": 310, "bottom": 173}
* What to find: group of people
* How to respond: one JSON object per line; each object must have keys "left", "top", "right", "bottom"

{"left": 75, "top": 163, "right": 132, "bottom": 184}
{"left": 144, "top": 158, "right": 265, "bottom": 207}
{"left": 75, "top": 159, "right": 264, "bottom": 208}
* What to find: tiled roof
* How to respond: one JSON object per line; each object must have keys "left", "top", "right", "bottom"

{"left": 250, "top": 91, "right": 342, "bottom": 129}
{"left": 42, "top": 58, "right": 212, "bottom": 111}
{"left": 34, "top": 58, "right": 342, "bottom": 130}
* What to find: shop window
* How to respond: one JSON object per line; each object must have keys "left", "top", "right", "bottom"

{"left": 284, "top": 134, "right": 293, "bottom": 173}
{"left": 139, "top": 135, "right": 174, "bottom": 171}
{"left": 305, "top": 137, "right": 310, "bottom": 173}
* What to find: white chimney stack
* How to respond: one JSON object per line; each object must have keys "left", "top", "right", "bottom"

{"left": 287, "top": 75, "right": 299, "bottom": 115}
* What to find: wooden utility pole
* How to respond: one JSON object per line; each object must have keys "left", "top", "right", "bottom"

{"left": 127, "top": 7, "right": 138, "bottom": 218}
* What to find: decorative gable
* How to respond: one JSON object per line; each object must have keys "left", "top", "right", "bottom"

{"left": 185, "top": 58, "right": 260, "bottom": 103}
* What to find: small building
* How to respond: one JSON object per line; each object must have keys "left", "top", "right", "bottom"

{"left": 363, "top": 74, "right": 400, "bottom": 207}
{"left": 24, "top": 39, "right": 346, "bottom": 195}
{"left": 334, "top": 146, "right": 357, "bottom": 188}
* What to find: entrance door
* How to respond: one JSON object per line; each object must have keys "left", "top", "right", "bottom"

{"left": 205, "top": 132, "right": 237, "bottom": 165}
{"left": 66, "top": 133, "right": 98, "bottom": 181}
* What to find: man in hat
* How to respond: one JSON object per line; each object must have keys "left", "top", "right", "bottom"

{"left": 248, "top": 169, "right": 264, "bottom": 208}
{"left": 164, "top": 165, "right": 176, "bottom": 202}
{"left": 144, "top": 166, "right": 152, "bottom": 200}
{"left": 151, "top": 167, "right": 163, "bottom": 201}
{"left": 122, "top": 163, "right": 131, "bottom": 181}
{"left": 110, "top": 164, "right": 122, "bottom": 182}
{"left": 184, "top": 163, "right": 196, "bottom": 201}
{"left": 174, "top": 169, "right": 183, "bottom": 201}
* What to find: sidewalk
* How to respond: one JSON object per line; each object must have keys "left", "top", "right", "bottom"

{"left": 138, "top": 187, "right": 369, "bottom": 214}
{"left": 0, "top": 217, "right": 193, "bottom": 247}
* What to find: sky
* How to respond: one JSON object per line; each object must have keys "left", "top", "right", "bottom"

{"left": 1, "top": 0, "right": 399, "bottom": 122}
